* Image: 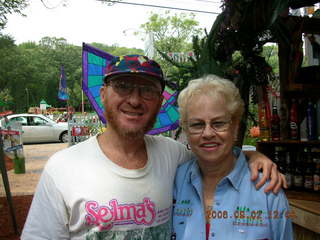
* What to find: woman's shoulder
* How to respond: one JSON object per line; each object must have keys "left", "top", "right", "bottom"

{"left": 174, "top": 158, "right": 197, "bottom": 183}
{"left": 177, "top": 158, "right": 196, "bottom": 172}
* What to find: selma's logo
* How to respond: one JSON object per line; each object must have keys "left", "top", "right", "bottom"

{"left": 85, "top": 198, "right": 156, "bottom": 231}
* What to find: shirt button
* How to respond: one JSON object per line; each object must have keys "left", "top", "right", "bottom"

{"left": 211, "top": 232, "right": 215, "bottom": 237}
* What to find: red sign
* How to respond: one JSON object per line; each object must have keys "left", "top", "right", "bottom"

{"left": 0, "top": 129, "right": 20, "bottom": 135}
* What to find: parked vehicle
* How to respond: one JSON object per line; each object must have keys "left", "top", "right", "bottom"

{"left": 0, "top": 114, "right": 69, "bottom": 143}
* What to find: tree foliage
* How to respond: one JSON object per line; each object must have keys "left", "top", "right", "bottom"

{"left": 140, "top": 11, "right": 203, "bottom": 53}
{"left": 0, "top": 35, "right": 144, "bottom": 113}
{"left": 0, "top": 0, "right": 28, "bottom": 30}
{"left": 138, "top": 11, "right": 203, "bottom": 75}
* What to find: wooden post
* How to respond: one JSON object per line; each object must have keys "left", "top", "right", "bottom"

{"left": 0, "top": 128, "right": 18, "bottom": 235}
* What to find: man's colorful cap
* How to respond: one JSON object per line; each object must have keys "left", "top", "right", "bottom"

{"left": 104, "top": 55, "right": 165, "bottom": 91}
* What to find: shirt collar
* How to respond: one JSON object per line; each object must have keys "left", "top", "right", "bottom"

{"left": 189, "top": 158, "right": 201, "bottom": 183}
{"left": 187, "top": 147, "right": 248, "bottom": 191}
{"left": 224, "top": 147, "right": 247, "bottom": 191}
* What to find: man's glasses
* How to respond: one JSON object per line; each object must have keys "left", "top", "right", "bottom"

{"left": 106, "top": 80, "right": 162, "bottom": 100}
{"left": 187, "top": 120, "right": 232, "bottom": 135}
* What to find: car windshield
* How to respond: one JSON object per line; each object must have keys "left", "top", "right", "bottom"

{"left": 9, "top": 116, "right": 28, "bottom": 126}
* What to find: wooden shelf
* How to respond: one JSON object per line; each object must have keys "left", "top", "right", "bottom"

{"left": 286, "top": 190, "right": 320, "bottom": 202}
{"left": 289, "top": 199, "right": 320, "bottom": 234}
{"left": 257, "top": 140, "right": 320, "bottom": 145}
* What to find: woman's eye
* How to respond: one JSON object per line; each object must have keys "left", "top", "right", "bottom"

{"left": 190, "top": 123, "right": 204, "bottom": 128}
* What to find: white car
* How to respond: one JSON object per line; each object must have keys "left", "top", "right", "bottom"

{"left": 0, "top": 114, "right": 69, "bottom": 143}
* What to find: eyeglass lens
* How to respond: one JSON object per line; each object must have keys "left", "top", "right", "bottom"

{"left": 109, "top": 80, "right": 160, "bottom": 100}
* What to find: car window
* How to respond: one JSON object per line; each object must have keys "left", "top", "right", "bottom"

{"left": 9, "top": 117, "right": 28, "bottom": 126}
{"left": 31, "top": 116, "right": 49, "bottom": 126}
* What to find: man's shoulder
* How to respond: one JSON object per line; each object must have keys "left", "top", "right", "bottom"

{"left": 46, "top": 136, "right": 98, "bottom": 167}
{"left": 145, "top": 134, "right": 186, "bottom": 149}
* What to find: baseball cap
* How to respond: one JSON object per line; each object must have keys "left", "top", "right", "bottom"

{"left": 104, "top": 55, "right": 165, "bottom": 91}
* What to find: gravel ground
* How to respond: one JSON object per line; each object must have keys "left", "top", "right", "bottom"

{"left": 0, "top": 142, "right": 68, "bottom": 239}
{"left": 0, "top": 142, "right": 68, "bottom": 197}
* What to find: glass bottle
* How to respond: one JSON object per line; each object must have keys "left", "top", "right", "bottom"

{"left": 293, "top": 153, "right": 303, "bottom": 191}
{"left": 284, "top": 152, "right": 293, "bottom": 190}
{"left": 313, "top": 160, "right": 320, "bottom": 192}
{"left": 258, "top": 102, "right": 270, "bottom": 142}
{"left": 303, "top": 153, "right": 314, "bottom": 192}
{"left": 306, "top": 99, "right": 317, "bottom": 141}
{"left": 290, "top": 99, "right": 298, "bottom": 140}
{"left": 271, "top": 105, "right": 280, "bottom": 141}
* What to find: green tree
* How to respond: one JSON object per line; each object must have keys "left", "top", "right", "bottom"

{"left": 0, "top": 0, "right": 28, "bottom": 30}
{"left": 140, "top": 11, "right": 202, "bottom": 53}
{"left": 138, "top": 11, "right": 203, "bottom": 75}
{"left": 0, "top": 33, "right": 145, "bottom": 113}
{"left": 90, "top": 42, "right": 144, "bottom": 56}
{"left": 0, "top": 88, "right": 13, "bottom": 111}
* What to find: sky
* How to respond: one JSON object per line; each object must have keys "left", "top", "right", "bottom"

{"left": 3, "top": 0, "right": 222, "bottom": 50}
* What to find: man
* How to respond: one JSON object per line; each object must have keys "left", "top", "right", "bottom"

{"left": 21, "top": 55, "right": 283, "bottom": 239}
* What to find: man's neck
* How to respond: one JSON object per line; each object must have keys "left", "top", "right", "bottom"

{"left": 97, "top": 128, "right": 148, "bottom": 169}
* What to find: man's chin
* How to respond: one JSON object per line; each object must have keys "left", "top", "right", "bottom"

{"left": 120, "top": 122, "right": 155, "bottom": 139}
{"left": 105, "top": 111, "right": 157, "bottom": 139}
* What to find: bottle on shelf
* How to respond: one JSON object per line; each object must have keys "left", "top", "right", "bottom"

{"left": 303, "top": 149, "right": 314, "bottom": 192}
{"left": 284, "top": 152, "right": 293, "bottom": 190}
{"left": 289, "top": 99, "right": 299, "bottom": 140}
{"left": 279, "top": 99, "right": 289, "bottom": 140}
{"left": 314, "top": 160, "right": 320, "bottom": 192}
{"left": 274, "top": 146, "right": 281, "bottom": 165}
{"left": 258, "top": 102, "right": 270, "bottom": 142}
{"left": 306, "top": 99, "right": 317, "bottom": 141}
{"left": 271, "top": 105, "right": 281, "bottom": 141}
{"left": 316, "top": 99, "right": 320, "bottom": 141}
{"left": 293, "top": 152, "right": 304, "bottom": 191}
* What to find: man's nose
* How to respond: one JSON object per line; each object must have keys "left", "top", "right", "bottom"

{"left": 127, "top": 87, "right": 142, "bottom": 105}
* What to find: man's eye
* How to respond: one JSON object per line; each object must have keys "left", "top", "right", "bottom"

{"left": 140, "top": 85, "right": 152, "bottom": 92}
{"left": 117, "top": 82, "right": 131, "bottom": 89}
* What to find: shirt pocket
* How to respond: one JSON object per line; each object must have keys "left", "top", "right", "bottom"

{"left": 232, "top": 225, "right": 272, "bottom": 240}
{"left": 172, "top": 204, "right": 194, "bottom": 239}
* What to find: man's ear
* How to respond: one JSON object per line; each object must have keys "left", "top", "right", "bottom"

{"left": 100, "top": 85, "right": 107, "bottom": 103}
{"left": 156, "top": 95, "right": 164, "bottom": 111}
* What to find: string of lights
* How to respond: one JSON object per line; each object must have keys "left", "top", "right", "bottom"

{"left": 97, "top": 0, "right": 220, "bottom": 14}
{"left": 40, "top": 0, "right": 67, "bottom": 9}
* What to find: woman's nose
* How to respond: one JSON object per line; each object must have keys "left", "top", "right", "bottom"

{"left": 202, "top": 124, "right": 216, "bottom": 137}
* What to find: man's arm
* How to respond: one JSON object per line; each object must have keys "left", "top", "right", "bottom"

{"left": 244, "top": 150, "right": 287, "bottom": 193}
{"left": 21, "top": 170, "right": 70, "bottom": 239}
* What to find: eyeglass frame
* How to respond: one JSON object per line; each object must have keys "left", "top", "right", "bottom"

{"left": 104, "top": 78, "right": 162, "bottom": 101}
{"left": 185, "top": 119, "right": 233, "bottom": 135}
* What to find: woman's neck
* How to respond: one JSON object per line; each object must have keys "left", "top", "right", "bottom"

{"left": 199, "top": 153, "right": 236, "bottom": 182}
{"left": 198, "top": 153, "right": 237, "bottom": 195}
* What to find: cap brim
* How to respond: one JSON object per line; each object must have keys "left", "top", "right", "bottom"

{"left": 104, "top": 72, "right": 165, "bottom": 91}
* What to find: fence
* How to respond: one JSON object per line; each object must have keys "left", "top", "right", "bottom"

{"left": 68, "top": 115, "right": 103, "bottom": 146}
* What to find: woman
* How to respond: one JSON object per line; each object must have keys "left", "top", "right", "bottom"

{"left": 172, "top": 75, "right": 293, "bottom": 240}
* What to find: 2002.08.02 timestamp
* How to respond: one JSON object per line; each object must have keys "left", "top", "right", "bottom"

{"left": 206, "top": 209, "right": 296, "bottom": 220}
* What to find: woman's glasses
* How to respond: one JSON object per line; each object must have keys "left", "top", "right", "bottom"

{"left": 187, "top": 120, "right": 232, "bottom": 135}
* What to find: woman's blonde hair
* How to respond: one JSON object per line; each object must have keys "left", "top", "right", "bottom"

{"left": 178, "top": 74, "right": 245, "bottom": 130}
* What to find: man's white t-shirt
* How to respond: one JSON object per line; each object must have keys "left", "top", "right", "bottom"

{"left": 21, "top": 135, "right": 192, "bottom": 239}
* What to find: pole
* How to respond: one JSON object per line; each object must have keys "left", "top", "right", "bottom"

{"left": 25, "top": 88, "right": 29, "bottom": 113}
{"left": 0, "top": 128, "right": 19, "bottom": 235}
{"left": 81, "top": 90, "right": 84, "bottom": 114}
